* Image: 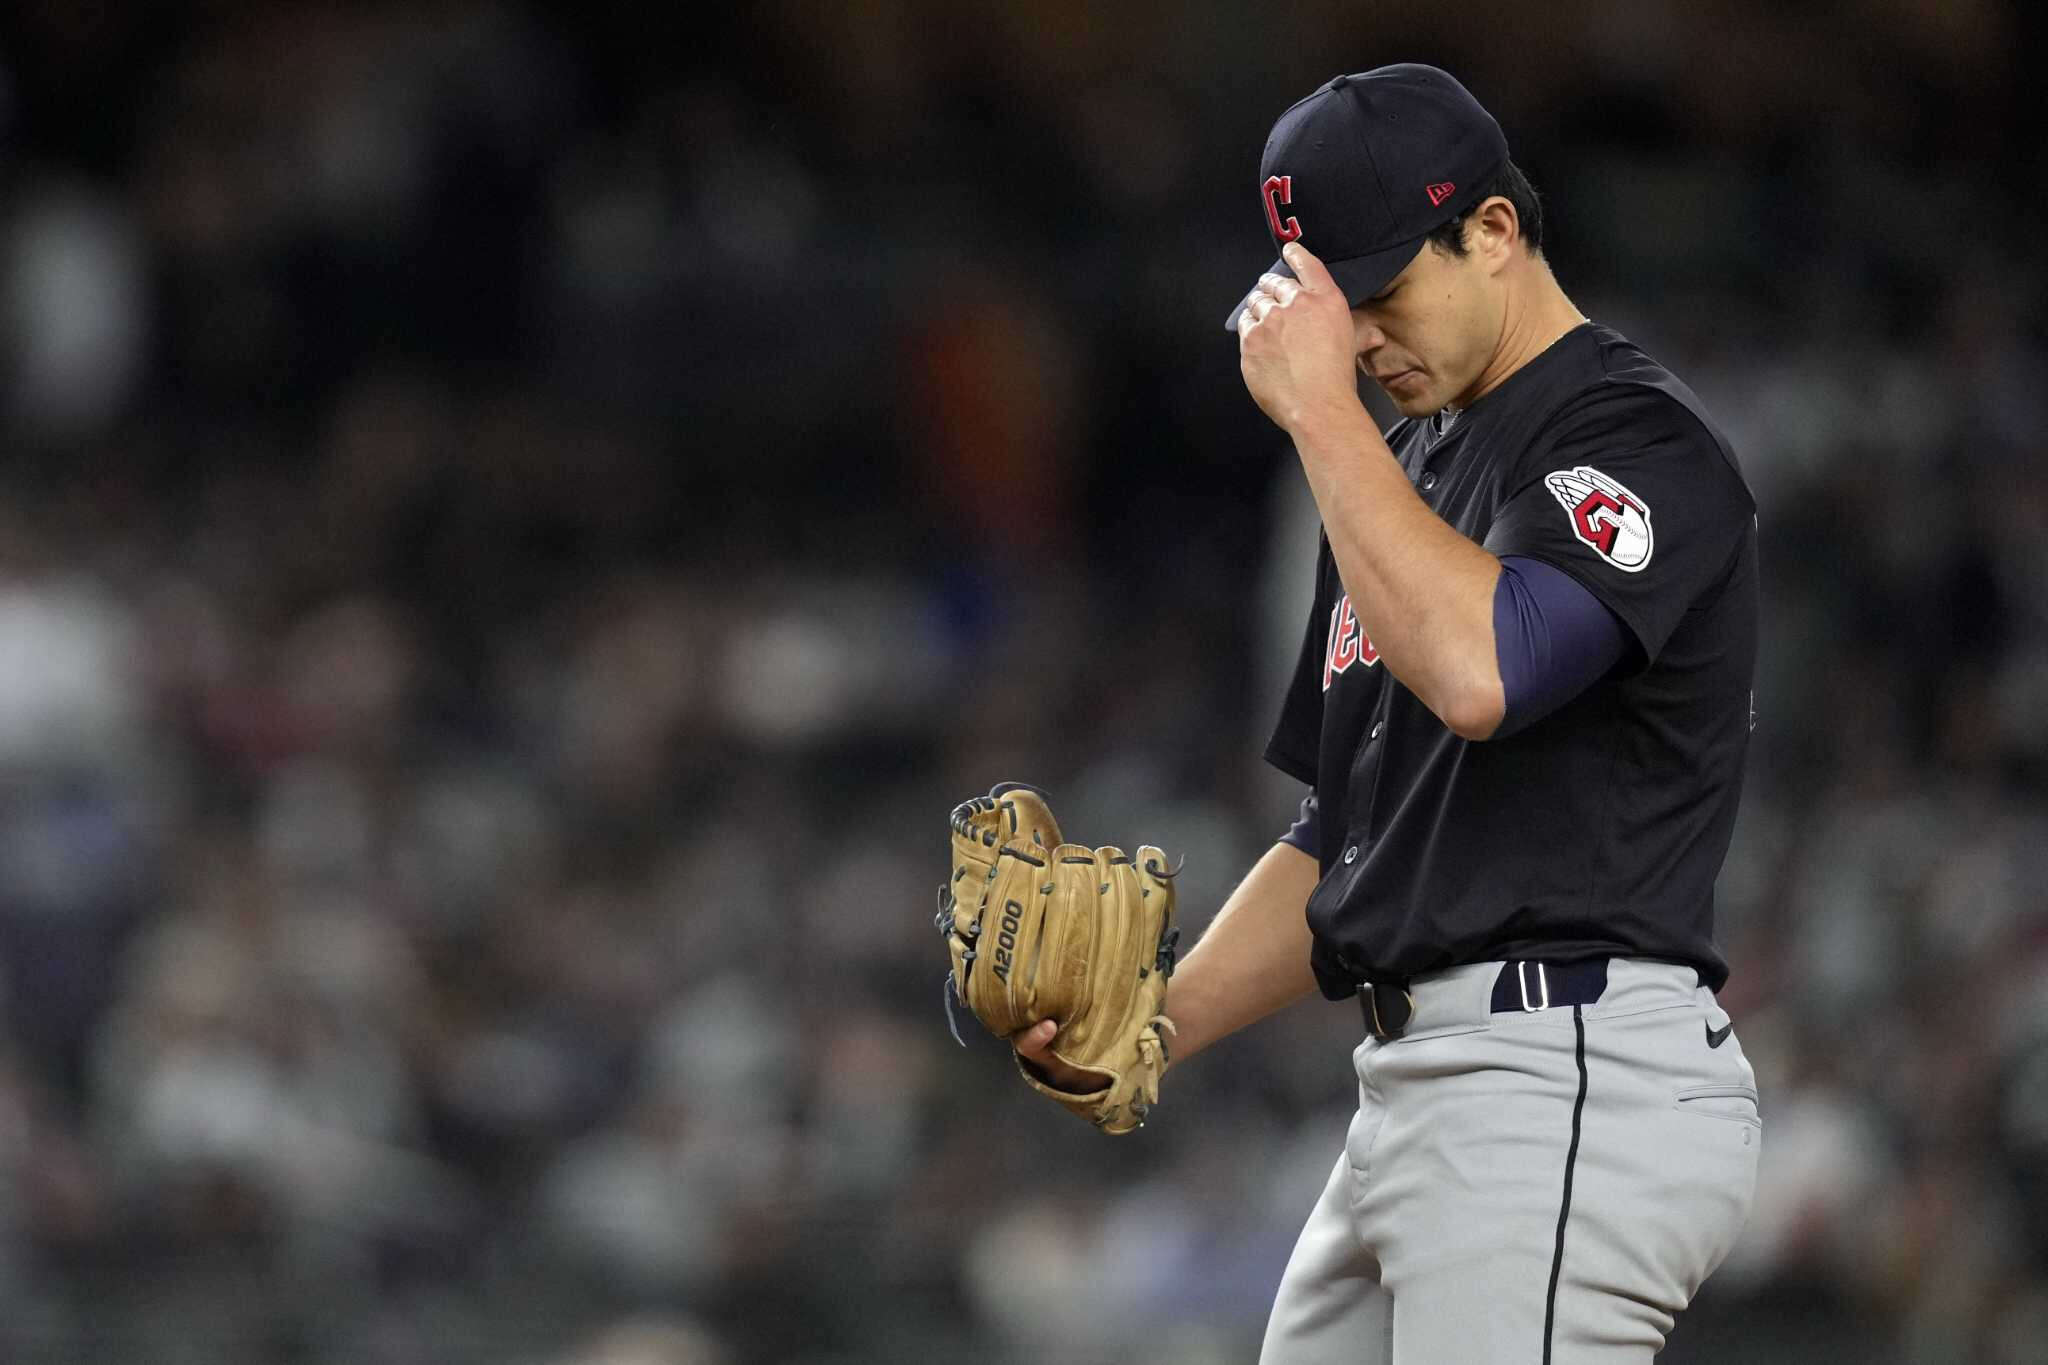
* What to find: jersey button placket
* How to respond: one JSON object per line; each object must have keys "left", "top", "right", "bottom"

{"left": 1419, "top": 469, "right": 1438, "bottom": 491}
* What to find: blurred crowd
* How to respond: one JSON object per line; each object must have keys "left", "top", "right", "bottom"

{"left": 2, "top": 2, "right": 2046, "bottom": 1362}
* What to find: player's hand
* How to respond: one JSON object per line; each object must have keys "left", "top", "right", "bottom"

{"left": 1013, "top": 1020, "right": 1110, "bottom": 1095}
{"left": 1236, "top": 242, "right": 1361, "bottom": 432}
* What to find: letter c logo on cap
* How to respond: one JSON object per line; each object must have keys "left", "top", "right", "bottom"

{"left": 1263, "top": 175, "right": 1302, "bottom": 243}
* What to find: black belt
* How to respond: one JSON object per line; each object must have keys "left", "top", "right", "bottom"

{"left": 1359, "top": 958, "right": 1611, "bottom": 1040}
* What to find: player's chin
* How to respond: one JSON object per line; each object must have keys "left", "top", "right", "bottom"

{"left": 1380, "top": 388, "right": 1438, "bottom": 418}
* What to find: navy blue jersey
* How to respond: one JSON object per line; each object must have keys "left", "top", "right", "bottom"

{"left": 1265, "top": 322, "right": 1758, "bottom": 997}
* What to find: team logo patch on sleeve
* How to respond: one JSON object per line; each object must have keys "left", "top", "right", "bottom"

{"left": 1544, "top": 466, "right": 1655, "bottom": 571}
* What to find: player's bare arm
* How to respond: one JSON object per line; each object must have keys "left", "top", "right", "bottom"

{"left": 1238, "top": 246, "right": 1504, "bottom": 738}
{"left": 1237, "top": 226, "right": 1585, "bottom": 741}
{"left": 1153, "top": 840, "right": 1320, "bottom": 1061}
{"left": 1017, "top": 839, "right": 1320, "bottom": 1083}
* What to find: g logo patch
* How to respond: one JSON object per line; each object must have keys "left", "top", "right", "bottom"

{"left": 1544, "top": 466, "right": 1654, "bottom": 571}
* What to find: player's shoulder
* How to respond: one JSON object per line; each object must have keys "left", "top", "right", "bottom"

{"left": 1534, "top": 325, "right": 1752, "bottom": 508}
{"left": 1582, "top": 325, "right": 1729, "bottom": 442}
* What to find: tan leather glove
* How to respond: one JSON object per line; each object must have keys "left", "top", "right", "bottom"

{"left": 937, "top": 783, "right": 1180, "bottom": 1134}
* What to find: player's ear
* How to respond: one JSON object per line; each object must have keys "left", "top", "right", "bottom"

{"left": 1472, "top": 197, "right": 1519, "bottom": 274}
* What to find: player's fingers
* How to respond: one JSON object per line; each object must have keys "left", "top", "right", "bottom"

{"left": 1012, "top": 1020, "right": 1063, "bottom": 1076}
{"left": 1014, "top": 1019, "right": 1058, "bottom": 1055}
{"left": 1281, "top": 241, "right": 1334, "bottom": 293}
{"left": 1259, "top": 271, "right": 1301, "bottom": 301}
{"left": 1247, "top": 293, "right": 1278, "bottom": 323}
{"left": 1013, "top": 1021, "right": 1104, "bottom": 1095}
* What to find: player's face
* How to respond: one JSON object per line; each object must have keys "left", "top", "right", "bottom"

{"left": 1349, "top": 236, "right": 1503, "bottom": 417}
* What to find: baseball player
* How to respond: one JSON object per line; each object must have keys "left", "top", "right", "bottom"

{"left": 1011, "top": 64, "right": 1762, "bottom": 1361}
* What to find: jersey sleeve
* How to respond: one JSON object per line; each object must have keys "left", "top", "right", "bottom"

{"left": 1278, "top": 790, "right": 1320, "bottom": 856}
{"left": 1492, "top": 555, "right": 1631, "bottom": 737}
{"left": 1482, "top": 385, "right": 1753, "bottom": 666}
{"left": 1263, "top": 538, "right": 1330, "bottom": 785}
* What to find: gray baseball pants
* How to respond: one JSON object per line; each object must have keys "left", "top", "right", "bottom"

{"left": 1259, "top": 959, "right": 1760, "bottom": 1364}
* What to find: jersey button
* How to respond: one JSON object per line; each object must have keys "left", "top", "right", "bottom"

{"left": 1344, "top": 845, "right": 1358, "bottom": 864}
{"left": 1419, "top": 469, "right": 1438, "bottom": 491}
{"left": 1369, "top": 721, "right": 1383, "bottom": 740}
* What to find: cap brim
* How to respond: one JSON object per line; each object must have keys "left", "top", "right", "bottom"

{"left": 1221, "top": 236, "right": 1429, "bottom": 332}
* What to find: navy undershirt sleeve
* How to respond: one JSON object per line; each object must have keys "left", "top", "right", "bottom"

{"left": 1492, "top": 555, "right": 1631, "bottom": 738}
{"left": 1279, "top": 791, "right": 1319, "bottom": 858}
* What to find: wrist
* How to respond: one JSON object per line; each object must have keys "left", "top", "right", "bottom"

{"left": 1159, "top": 976, "right": 1219, "bottom": 1067}
{"left": 1285, "top": 393, "right": 1372, "bottom": 448}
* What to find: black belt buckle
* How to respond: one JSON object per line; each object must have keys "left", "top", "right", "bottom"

{"left": 1359, "top": 978, "right": 1414, "bottom": 1040}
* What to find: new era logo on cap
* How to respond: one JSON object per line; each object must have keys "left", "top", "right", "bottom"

{"left": 1225, "top": 65, "right": 1509, "bottom": 331}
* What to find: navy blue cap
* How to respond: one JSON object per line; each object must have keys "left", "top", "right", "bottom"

{"left": 1224, "top": 65, "right": 1509, "bottom": 331}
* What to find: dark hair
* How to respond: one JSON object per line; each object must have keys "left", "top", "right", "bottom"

{"left": 1423, "top": 159, "right": 1544, "bottom": 258}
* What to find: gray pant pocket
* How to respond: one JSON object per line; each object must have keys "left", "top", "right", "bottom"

{"left": 1674, "top": 1084, "right": 1762, "bottom": 1128}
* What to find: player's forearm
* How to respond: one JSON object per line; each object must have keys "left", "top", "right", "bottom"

{"left": 1165, "top": 840, "right": 1322, "bottom": 1065}
{"left": 1288, "top": 399, "right": 1505, "bottom": 739}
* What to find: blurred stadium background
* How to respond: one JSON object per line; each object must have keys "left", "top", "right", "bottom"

{"left": 2, "top": 2, "right": 2045, "bottom": 1362}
